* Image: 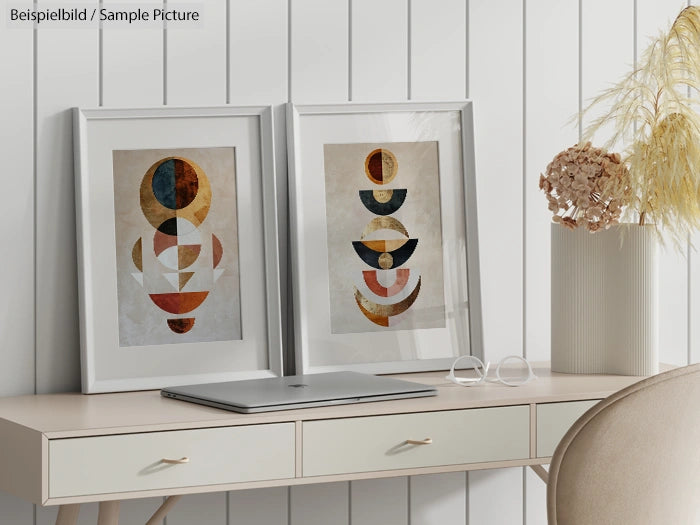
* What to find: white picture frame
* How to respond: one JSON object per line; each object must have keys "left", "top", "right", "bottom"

{"left": 287, "top": 101, "right": 483, "bottom": 375}
{"left": 74, "top": 106, "right": 283, "bottom": 393}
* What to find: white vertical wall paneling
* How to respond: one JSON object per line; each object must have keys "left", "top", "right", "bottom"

{"left": 580, "top": 0, "right": 634, "bottom": 147}
{"left": 409, "top": 473, "right": 466, "bottom": 525}
{"left": 167, "top": 493, "right": 226, "bottom": 525}
{"left": 469, "top": 0, "right": 524, "bottom": 361}
{"left": 410, "top": 0, "right": 466, "bottom": 100}
{"left": 77, "top": 504, "right": 98, "bottom": 524}
{"left": 350, "top": 0, "right": 408, "bottom": 102}
{"left": 636, "top": 0, "right": 682, "bottom": 46}
{"left": 469, "top": 468, "right": 523, "bottom": 525}
{"left": 0, "top": 492, "right": 32, "bottom": 525}
{"left": 102, "top": 0, "right": 163, "bottom": 106}
{"left": 691, "top": 231, "right": 700, "bottom": 364}
{"left": 229, "top": 0, "right": 288, "bottom": 105}
{"left": 116, "top": 497, "right": 161, "bottom": 524}
{"left": 166, "top": 1, "right": 226, "bottom": 105}
{"left": 524, "top": 0, "right": 579, "bottom": 362}
{"left": 636, "top": 0, "right": 689, "bottom": 367}
{"left": 0, "top": 0, "right": 35, "bottom": 398}
{"left": 38, "top": 498, "right": 161, "bottom": 524}
{"left": 350, "top": 478, "right": 408, "bottom": 525}
{"left": 1, "top": 1, "right": 46, "bottom": 519}
{"left": 524, "top": 467, "right": 547, "bottom": 525}
{"left": 290, "top": 482, "right": 349, "bottom": 525}
{"left": 228, "top": 487, "right": 288, "bottom": 525}
{"left": 289, "top": 0, "right": 349, "bottom": 103}
{"left": 35, "top": 0, "right": 99, "bottom": 394}
{"left": 40, "top": 497, "right": 224, "bottom": 525}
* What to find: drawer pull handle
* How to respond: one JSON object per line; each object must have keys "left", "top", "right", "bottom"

{"left": 405, "top": 438, "right": 433, "bottom": 445}
{"left": 161, "top": 457, "right": 190, "bottom": 464}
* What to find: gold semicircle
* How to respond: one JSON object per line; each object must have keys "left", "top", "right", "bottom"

{"left": 355, "top": 300, "right": 389, "bottom": 326}
{"left": 360, "top": 216, "right": 409, "bottom": 240}
{"left": 131, "top": 238, "right": 143, "bottom": 271}
{"left": 360, "top": 239, "right": 408, "bottom": 252}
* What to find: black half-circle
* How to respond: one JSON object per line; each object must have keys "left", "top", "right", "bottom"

{"left": 157, "top": 217, "right": 178, "bottom": 236}
{"left": 352, "top": 239, "right": 419, "bottom": 269}
{"left": 358, "top": 189, "right": 408, "bottom": 215}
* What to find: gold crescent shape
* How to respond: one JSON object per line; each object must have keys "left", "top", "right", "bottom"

{"left": 360, "top": 216, "right": 409, "bottom": 239}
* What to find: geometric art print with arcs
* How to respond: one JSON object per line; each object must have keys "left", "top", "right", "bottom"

{"left": 323, "top": 142, "right": 446, "bottom": 334}
{"left": 112, "top": 147, "right": 241, "bottom": 347}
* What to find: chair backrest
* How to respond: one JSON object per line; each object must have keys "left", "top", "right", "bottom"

{"left": 547, "top": 363, "right": 700, "bottom": 525}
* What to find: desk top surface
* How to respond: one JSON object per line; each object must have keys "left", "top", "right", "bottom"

{"left": 0, "top": 364, "right": 664, "bottom": 438}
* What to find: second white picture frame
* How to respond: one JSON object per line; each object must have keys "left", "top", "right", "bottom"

{"left": 287, "top": 101, "right": 483, "bottom": 375}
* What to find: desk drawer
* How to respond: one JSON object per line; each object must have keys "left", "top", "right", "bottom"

{"left": 537, "top": 400, "right": 599, "bottom": 457}
{"left": 303, "top": 406, "right": 529, "bottom": 477}
{"left": 49, "top": 423, "right": 295, "bottom": 498}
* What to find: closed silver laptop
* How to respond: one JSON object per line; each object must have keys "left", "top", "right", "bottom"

{"left": 161, "top": 371, "right": 437, "bottom": 413}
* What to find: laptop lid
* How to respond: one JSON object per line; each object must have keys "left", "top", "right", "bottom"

{"left": 161, "top": 371, "right": 437, "bottom": 413}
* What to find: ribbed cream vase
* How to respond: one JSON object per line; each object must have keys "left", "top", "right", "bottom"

{"left": 551, "top": 224, "right": 658, "bottom": 376}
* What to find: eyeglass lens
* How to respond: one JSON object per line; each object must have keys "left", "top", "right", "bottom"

{"left": 496, "top": 356, "right": 532, "bottom": 385}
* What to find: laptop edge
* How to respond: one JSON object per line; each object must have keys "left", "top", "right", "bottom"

{"left": 162, "top": 388, "right": 437, "bottom": 413}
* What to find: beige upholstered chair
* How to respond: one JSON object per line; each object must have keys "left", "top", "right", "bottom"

{"left": 547, "top": 363, "right": 700, "bottom": 524}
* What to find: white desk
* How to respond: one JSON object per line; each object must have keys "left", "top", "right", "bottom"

{"left": 0, "top": 366, "right": 656, "bottom": 524}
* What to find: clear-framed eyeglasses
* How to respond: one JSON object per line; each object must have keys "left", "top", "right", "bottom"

{"left": 445, "top": 355, "right": 537, "bottom": 387}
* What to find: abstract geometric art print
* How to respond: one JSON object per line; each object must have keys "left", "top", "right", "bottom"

{"left": 324, "top": 142, "right": 446, "bottom": 334}
{"left": 112, "top": 147, "right": 241, "bottom": 347}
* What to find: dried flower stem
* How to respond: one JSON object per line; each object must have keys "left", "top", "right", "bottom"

{"left": 580, "top": 6, "right": 700, "bottom": 245}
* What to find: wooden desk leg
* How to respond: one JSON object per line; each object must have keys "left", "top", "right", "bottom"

{"left": 145, "top": 495, "right": 183, "bottom": 525}
{"left": 55, "top": 504, "right": 80, "bottom": 525}
{"left": 530, "top": 464, "right": 549, "bottom": 484}
{"left": 97, "top": 501, "right": 120, "bottom": 525}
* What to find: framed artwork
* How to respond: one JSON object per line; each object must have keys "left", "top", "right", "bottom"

{"left": 74, "top": 106, "right": 282, "bottom": 393}
{"left": 287, "top": 101, "right": 483, "bottom": 374}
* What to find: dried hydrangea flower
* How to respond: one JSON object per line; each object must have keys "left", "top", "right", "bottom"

{"left": 539, "top": 143, "right": 631, "bottom": 233}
